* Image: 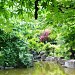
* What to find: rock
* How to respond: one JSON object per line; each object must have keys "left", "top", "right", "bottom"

{"left": 65, "top": 59, "right": 75, "bottom": 68}
{"left": 45, "top": 56, "right": 58, "bottom": 62}
{"left": 62, "top": 65, "right": 67, "bottom": 68}
{"left": 0, "top": 66, "right": 4, "bottom": 69}
{"left": 45, "top": 56, "right": 50, "bottom": 61}
{"left": 45, "top": 56, "right": 66, "bottom": 65}
{"left": 36, "top": 55, "right": 41, "bottom": 60}
{"left": 58, "top": 58, "right": 66, "bottom": 65}
{"left": 5, "top": 67, "right": 14, "bottom": 69}
{"left": 0, "top": 66, "right": 14, "bottom": 70}
{"left": 41, "top": 54, "right": 47, "bottom": 61}
{"left": 40, "top": 51, "right": 46, "bottom": 56}
{"left": 29, "top": 50, "right": 38, "bottom": 60}
{"left": 53, "top": 57, "right": 59, "bottom": 62}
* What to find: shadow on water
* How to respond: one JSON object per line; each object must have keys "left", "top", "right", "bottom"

{"left": 0, "top": 61, "right": 75, "bottom": 75}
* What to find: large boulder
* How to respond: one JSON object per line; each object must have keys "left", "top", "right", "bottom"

{"left": 65, "top": 59, "right": 75, "bottom": 68}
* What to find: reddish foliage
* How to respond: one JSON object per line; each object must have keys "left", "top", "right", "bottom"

{"left": 40, "top": 29, "right": 50, "bottom": 42}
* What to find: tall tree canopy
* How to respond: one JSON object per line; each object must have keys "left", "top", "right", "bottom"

{"left": 0, "top": 0, "right": 75, "bottom": 62}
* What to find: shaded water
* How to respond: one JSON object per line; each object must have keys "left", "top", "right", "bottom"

{"left": 0, "top": 62, "right": 75, "bottom": 75}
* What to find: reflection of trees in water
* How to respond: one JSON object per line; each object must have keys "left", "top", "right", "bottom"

{"left": 64, "top": 68, "right": 75, "bottom": 75}
{"left": 1, "top": 63, "right": 74, "bottom": 75}
{"left": 0, "top": 69, "right": 33, "bottom": 75}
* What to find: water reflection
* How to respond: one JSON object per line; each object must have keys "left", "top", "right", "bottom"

{"left": 64, "top": 68, "right": 75, "bottom": 75}
{"left": 0, "top": 62, "right": 75, "bottom": 75}
{"left": 0, "top": 68, "right": 33, "bottom": 75}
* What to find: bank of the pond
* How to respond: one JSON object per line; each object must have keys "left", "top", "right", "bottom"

{"left": 0, "top": 61, "right": 75, "bottom": 75}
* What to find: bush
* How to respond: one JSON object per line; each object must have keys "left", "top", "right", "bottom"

{"left": 0, "top": 29, "right": 33, "bottom": 68}
{"left": 40, "top": 29, "right": 50, "bottom": 43}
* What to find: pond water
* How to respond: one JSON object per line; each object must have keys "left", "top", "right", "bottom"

{"left": 0, "top": 62, "right": 75, "bottom": 75}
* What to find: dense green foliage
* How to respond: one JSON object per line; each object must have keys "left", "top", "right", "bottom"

{"left": 0, "top": 0, "right": 75, "bottom": 67}
{"left": 0, "top": 29, "right": 33, "bottom": 67}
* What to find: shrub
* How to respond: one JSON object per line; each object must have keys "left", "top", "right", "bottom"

{"left": 0, "top": 29, "right": 33, "bottom": 68}
{"left": 40, "top": 29, "right": 50, "bottom": 42}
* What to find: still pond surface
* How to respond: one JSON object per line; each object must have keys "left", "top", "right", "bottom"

{"left": 0, "top": 62, "right": 75, "bottom": 75}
